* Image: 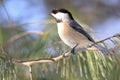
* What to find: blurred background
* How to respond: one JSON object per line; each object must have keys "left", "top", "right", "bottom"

{"left": 1, "top": 0, "right": 120, "bottom": 39}
{"left": 0, "top": 0, "right": 120, "bottom": 80}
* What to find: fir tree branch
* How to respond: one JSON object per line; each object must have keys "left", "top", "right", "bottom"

{"left": 7, "top": 31, "right": 45, "bottom": 44}
{"left": 11, "top": 33, "right": 120, "bottom": 66}
{"left": 4, "top": 32, "right": 120, "bottom": 80}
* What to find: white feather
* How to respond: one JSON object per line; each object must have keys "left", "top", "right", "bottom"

{"left": 51, "top": 12, "right": 70, "bottom": 21}
{"left": 57, "top": 22, "right": 74, "bottom": 47}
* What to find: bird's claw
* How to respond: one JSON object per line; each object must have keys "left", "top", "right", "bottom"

{"left": 71, "top": 48, "right": 75, "bottom": 54}
{"left": 71, "top": 43, "right": 78, "bottom": 54}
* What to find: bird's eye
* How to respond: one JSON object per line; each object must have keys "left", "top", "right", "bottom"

{"left": 52, "top": 10, "right": 58, "bottom": 14}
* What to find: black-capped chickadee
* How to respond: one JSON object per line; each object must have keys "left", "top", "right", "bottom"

{"left": 51, "top": 8, "right": 107, "bottom": 54}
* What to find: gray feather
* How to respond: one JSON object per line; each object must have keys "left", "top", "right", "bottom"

{"left": 69, "top": 21, "right": 95, "bottom": 42}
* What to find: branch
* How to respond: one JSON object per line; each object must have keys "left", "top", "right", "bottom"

{"left": 13, "top": 51, "right": 71, "bottom": 66}
{"left": 12, "top": 44, "right": 120, "bottom": 67}
{"left": 28, "top": 65, "right": 32, "bottom": 80}
{"left": 89, "top": 33, "right": 120, "bottom": 47}
{"left": 6, "top": 33, "right": 120, "bottom": 80}
{"left": 1, "top": 1, "right": 13, "bottom": 26}
{"left": 3, "top": 19, "right": 55, "bottom": 28}
{"left": 7, "top": 31, "right": 45, "bottom": 44}
{"left": 11, "top": 33, "right": 120, "bottom": 66}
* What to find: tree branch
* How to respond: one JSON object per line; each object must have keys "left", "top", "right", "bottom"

{"left": 5, "top": 32, "right": 120, "bottom": 80}
{"left": 11, "top": 33, "right": 120, "bottom": 67}
{"left": 1, "top": 1, "right": 13, "bottom": 26}
{"left": 13, "top": 51, "right": 71, "bottom": 66}
{"left": 7, "top": 31, "right": 45, "bottom": 44}
{"left": 89, "top": 33, "right": 120, "bottom": 47}
{"left": 28, "top": 65, "right": 33, "bottom": 80}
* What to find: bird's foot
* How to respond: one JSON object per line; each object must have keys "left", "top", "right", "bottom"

{"left": 70, "top": 44, "right": 78, "bottom": 54}
{"left": 71, "top": 48, "right": 75, "bottom": 54}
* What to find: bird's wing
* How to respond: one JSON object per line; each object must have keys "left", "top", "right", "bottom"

{"left": 69, "top": 21, "right": 95, "bottom": 42}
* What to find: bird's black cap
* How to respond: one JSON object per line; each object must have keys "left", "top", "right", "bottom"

{"left": 51, "top": 8, "right": 74, "bottom": 20}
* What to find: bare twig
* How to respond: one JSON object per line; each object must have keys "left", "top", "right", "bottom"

{"left": 1, "top": 1, "right": 13, "bottom": 26}
{"left": 2, "top": 19, "right": 55, "bottom": 28}
{"left": 28, "top": 65, "right": 33, "bottom": 80}
{"left": 13, "top": 51, "right": 71, "bottom": 66}
{"left": 90, "top": 33, "right": 120, "bottom": 47}
{"left": 12, "top": 51, "right": 71, "bottom": 80}
{"left": 7, "top": 31, "right": 45, "bottom": 44}
{"left": 1, "top": 1, "right": 55, "bottom": 28}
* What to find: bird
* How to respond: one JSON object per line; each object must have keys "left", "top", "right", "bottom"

{"left": 50, "top": 8, "right": 107, "bottom": 54}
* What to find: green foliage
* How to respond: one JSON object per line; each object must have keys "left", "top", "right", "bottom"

{"left": 53, "top": 51, "right": 120, "bottom": 80}
{"left": 0, "top": 29, "right": 4, "bottom": 44}
{"left": 0, "top": 53, "right": 16, "bottom": 80}
{"left": 0, "top": 25, "right": 120, "bottom": 80}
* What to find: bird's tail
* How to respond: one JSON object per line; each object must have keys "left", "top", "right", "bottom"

{"left": 94, "top": 44, "right": 109, "bottom": 55}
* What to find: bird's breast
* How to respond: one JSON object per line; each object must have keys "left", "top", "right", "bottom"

{"left": 57, "top": 21, "right": 90, "bottom": 48}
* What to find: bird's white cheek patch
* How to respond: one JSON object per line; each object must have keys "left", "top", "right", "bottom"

{"left": 55, "top": 12, "right": 70, "bottom": 21}
{"left": 55, "top": 13, "right": 64, "bottom": 20}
